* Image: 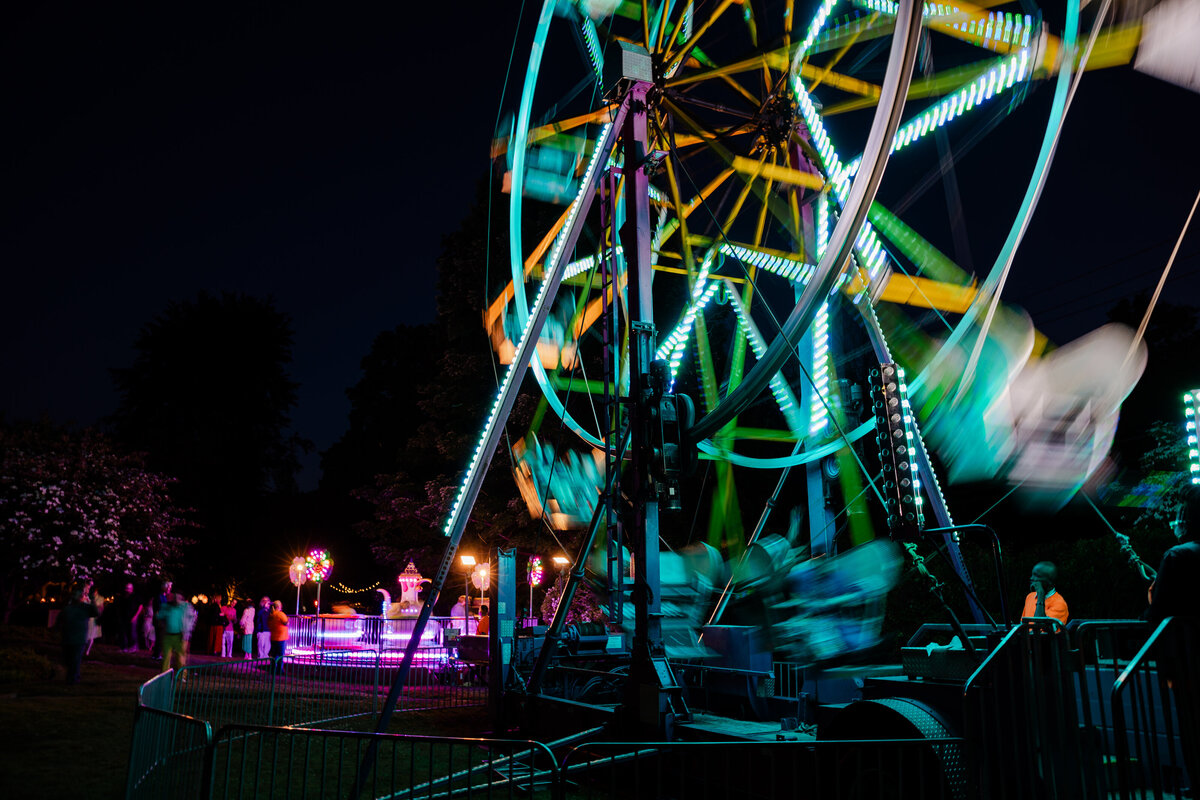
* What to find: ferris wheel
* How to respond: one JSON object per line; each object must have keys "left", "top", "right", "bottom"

{"left": 483, "top": 0, "right": 1148, "bottom": 562}
{"left": 482, "top": 0, "right": 1128, "bottom": 546}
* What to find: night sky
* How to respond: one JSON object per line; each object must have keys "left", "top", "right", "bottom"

{"left": 3, "top": 2, "right": 523, "bottom": 488}
{"left": 4, "top": 2, "right": 1200, "bottom": 492}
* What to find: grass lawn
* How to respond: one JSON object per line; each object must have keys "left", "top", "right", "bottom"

{"left": 0, "top": 640, "right": 158, "bottom": 800}
{"left": 0, "top": 628, "right": 494, "bottom": 800}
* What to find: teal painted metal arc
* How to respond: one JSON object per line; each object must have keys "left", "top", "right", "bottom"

{"left": 696, "top": 422, "right": 872, "bottom": 467}
{"left": 509, "top": 0, "right": 611, "bottom": 454}
{"left": 910, "top": 0, "right": 1081, "bottom": 396}
{"left": 690, "top": 0, "right": 926, "bottom": 443}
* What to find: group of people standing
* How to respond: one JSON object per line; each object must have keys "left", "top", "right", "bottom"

{"left": 150, "top": 587, "right": 290, "bottom": 673}
{"left": 59, "top": 579, "right": 292, "bottom": 682}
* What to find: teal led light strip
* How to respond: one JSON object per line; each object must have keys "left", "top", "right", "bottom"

{"left": 855, "top": 1, "right": 1034, "bottom": 51}
{"left": 1186, "top": 390, "right": 1200, "bottom": 485}
{"left": 808, "top": 193, "right": 834, "bottom": 436}
{"left": 717, "top": 243, "right": 816, "bottom": 284}
{"left": 799, "top": 0, "right": 843, "bottom": 61}
{"left": 795, "top": 78, "right": 892, "bottom": 301}
{"left": 809, "top": 302, "right": 832, "bottom": 434}
{"left": 888, "top": 49, "right": 1030, "bottom": 155}
{"left": 580, "top": 13, "right": 603, "bottom": 81}
{"left": 656, "top": 250, "right": 718, "bottom": 382}
{"left": 799, "top": 39, "right": 1033, "bottom": 300}
{"left": 564, "top": 246, "right": 623, "bottom": 281}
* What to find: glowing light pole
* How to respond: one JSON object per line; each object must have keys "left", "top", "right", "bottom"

{"left": 289, "top": 557, "right": 307, "bottom": 615}
{"left": 460, "top": 555, "right": 475, "bottom": 634}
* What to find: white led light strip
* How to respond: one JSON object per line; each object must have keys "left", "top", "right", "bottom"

{"left": 656, "top": 251, "right": 718, "bottom": 388}
{"left": 897, "top": 367, "right": 924, "bottom": 521}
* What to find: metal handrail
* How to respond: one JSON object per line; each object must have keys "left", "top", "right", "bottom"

{"left": 1109, "top": 616, "right": 1200, "bottom": 799}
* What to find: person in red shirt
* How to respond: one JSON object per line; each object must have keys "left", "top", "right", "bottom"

{"left": 1021, "top": 561, "right": 1068, "bottom": 624}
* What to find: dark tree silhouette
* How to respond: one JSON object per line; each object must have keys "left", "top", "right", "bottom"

{"left": 319, "top": 323, "right": 440, "bottom": 496}
{"left": 343, "top": 182, "right": 547, "bottom": 587}
{"left": 110, "top": 292, "right": 308, "bottom": 537}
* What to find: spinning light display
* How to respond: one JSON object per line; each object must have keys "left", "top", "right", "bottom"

{"left": 305, "top": 548, "right": 333, "bottom": 614}
{"left": 306, "top": 549, "right": 333, "bottom": 582}
{"left": 528, "top": 555, "right": 544, "bottom": 587}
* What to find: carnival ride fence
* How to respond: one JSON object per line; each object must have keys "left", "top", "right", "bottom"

{"left": 1111, "top": 616, "right": 1200, "bottom": 800}
{"left": 131, "top": 715, "right": 966, "bottom": 800}
{"left": 126, "top": 650, "right": 489, "bottom": 800}
{"left": 128, "top": 619, "right": 1197, "bottom": 800}
{"left": 964, "top": 616, "right": 1196, "bottom": 800}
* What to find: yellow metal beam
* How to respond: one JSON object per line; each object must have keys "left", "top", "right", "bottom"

{"left": 731, "top": 155, "right": 826, "bottom": 190}
{"left": 877, "top": 273, "right": 978, "bottom": 314}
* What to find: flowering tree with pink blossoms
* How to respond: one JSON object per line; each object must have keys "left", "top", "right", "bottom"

{"left": 0, "top": 424, "right": 189, "bottom": 622}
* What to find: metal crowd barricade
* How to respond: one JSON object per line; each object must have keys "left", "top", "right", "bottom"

{"left": 169, "top": 647, "right": 487, "bottom": 732}
{"left": 207, "top": 726, "right": 558, "bottom": 800}
{"left": 558, "top": 739, "right": 964, "bottom": 799}
{"left": 289, "top": 614, "right": 461, "bottom": 654}
{"left": 171, "top": 657, "right": 278, "bottom": 729}
{"left": 380, "top": 615, "right": 447, "bottom": 652}
{"left": 125, "top": 704, "right": 212, "bottom": 800}
{"left": 137, "top": 668, "right": 175, "bottom": 711}
{"left": 1068, "top": 618, "right": 1149, "bottom": 779}
{"left": 1111, "top": 616, "right": 1199, "bottom": 799}
{"left": 270, "top": 650, "right": 384, "bottom": 729}
{"left": 964, "top": 618, "right": 1107, "bottom": 799}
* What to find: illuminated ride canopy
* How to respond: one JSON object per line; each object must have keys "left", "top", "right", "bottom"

{"left": 480, "top": 0, "right": 1146, "bottom": 661}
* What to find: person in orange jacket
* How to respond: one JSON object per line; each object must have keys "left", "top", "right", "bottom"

{"left": 268, "top": 600, "right": 289, "bottom": 673}
{"left": 1021, "top": 561, "right": 1068, "bottom": 624}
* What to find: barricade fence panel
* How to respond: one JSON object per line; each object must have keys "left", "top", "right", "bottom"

{"left": 169, "top": 648, "right": 488, "bottom": 735}
{"left": 125, "top": 705, "right": 212, "bottom": 800}
{"left": 137, "top": 668, "right": 175, "bottom": 712}
{"left": 209, "top": 725, "right": 559, "bottom": 800}
{"left": 1112, "top": 616, "right": 1199, "bottom": 800}
{"left": 171, "top": 657, "right": 277, "bottom": 729}
{"left": 965, "top": 620, "right": 1105, "bottom": 799}
{"left": 270, "top": 650, "right": 382, "bottom": 729}
{"left": 558, "top": 739, "right": 965, "bottom": 800}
